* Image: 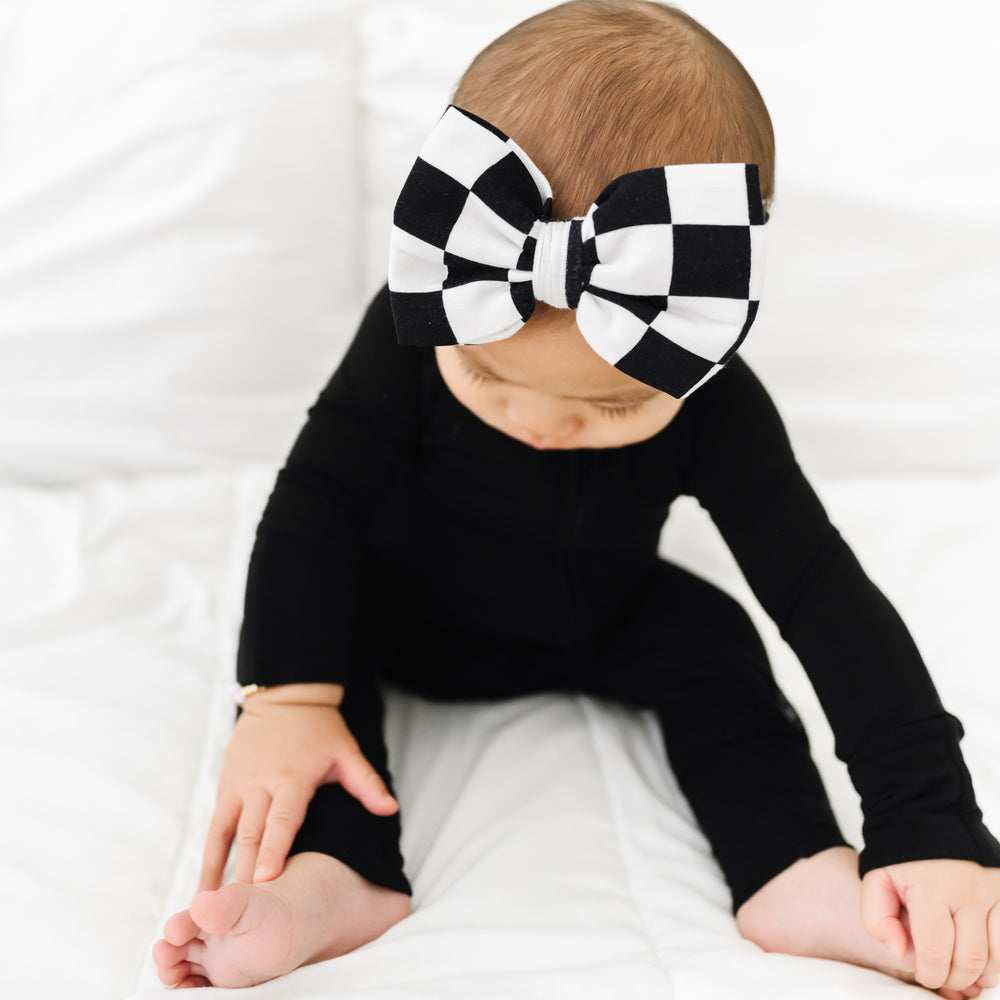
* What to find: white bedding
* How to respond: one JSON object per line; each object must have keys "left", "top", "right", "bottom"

{"left": 2, "top": 1, "right": 999, "bottom": 998}
{"left": 4, "top": 469, "right": 999, "bottom": 999}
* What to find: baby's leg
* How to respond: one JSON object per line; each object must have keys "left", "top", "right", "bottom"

{"left": 589, "top": 561, "right": 848, "bottom": 907}
{"left": 154, "top": 604, "right": 412, "bottom": 989}
{"left": 586, "top": 561, "right": 984, "bottom": 993}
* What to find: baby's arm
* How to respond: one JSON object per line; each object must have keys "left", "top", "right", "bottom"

{"left": 680, "top": 360, "right": 1000, "bottom": 992}
{"left": 205, "top": 290, "right": 420, "bottom": 888}
{"left": 199, "top": 684, "right": 398, "bottom": 890}
{"left": 861, "top": 859, "right": 1000, "bottom": 996}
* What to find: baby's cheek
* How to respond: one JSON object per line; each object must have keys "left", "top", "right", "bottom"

{"left": 578, "top": 414, "right": 619, "bottom": 448}
{"left": 490, "top": 390, "right": 512, "bottom": 420}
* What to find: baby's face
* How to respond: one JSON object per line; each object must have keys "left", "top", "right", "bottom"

{"left": 435, "top": 312, "right": 683, "bottom": 450}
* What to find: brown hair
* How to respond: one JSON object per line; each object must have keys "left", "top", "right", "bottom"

{"left": 453, "top": 0, "right": 775, "bottom": 222}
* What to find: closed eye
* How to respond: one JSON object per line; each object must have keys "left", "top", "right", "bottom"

{"left": 593, "top": 401, "right": 644, "bottom": 418}
{"left": 461, "top": 364, "right": 500, "bottom": 387}
{"left": 459, "top": 355, "right": 646, "bottom": 416}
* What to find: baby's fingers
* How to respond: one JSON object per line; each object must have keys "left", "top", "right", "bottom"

{"left": 199, "top": 793, "right": 241, "bottom": 891}
{"left": 252, "top": 783, "right": 311, "bottom": 883}
{"left": 233, "top": 789, "right": 272, "bottom": 883}
{"left": 974, "top": 905, "right": 1000, "bottom": 990}
{"left": 337, "top": 749, "right": 399, "bottom": 816}
{"left": 941, "top": 907, "right": 991, "bottom": 992}
{"left": 860, "top": 868, "right": 909, "bottom": 961}
{"left": 909, "top": 899, "right": 957, "bottom": 990}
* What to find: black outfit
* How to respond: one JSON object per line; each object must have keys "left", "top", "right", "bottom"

{"left": 238, "top": 286, "right": 1000, "bottom": 911}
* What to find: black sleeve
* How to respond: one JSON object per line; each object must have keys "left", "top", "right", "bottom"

{"left": 679, "top": 357, "right": 1000, "bottom": 875}
{"left": 236, "top": 286, "right": 422, "bottom": 688}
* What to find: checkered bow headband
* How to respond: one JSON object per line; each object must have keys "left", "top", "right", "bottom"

{"left": 388, "top": 105, "right": 767, "bottom": 397}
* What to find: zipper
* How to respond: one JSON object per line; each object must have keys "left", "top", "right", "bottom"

{"left": 556, "top": 451, "right": 589, "bottom": 643}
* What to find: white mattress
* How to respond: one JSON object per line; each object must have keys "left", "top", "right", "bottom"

{"left": 4, "top": 466, "right": 999, "bottom": 999}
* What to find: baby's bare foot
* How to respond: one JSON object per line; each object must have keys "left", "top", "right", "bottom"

{"left": 736, "top": 847, "right": 987, "bottom": 1000}
{"left": 152, "top": 852, "right": 411, "bottom": 989}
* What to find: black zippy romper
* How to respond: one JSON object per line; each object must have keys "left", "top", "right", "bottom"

{"left": 237, "top": 287, "right": 999, "bottom": 911}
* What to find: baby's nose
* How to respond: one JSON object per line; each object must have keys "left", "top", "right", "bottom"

{"left": 507, "top": 394, "right": 581, "bottom": 441}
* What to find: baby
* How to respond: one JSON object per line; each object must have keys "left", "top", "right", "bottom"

{"left": 154, "top": 2, "right": 1000, "bottom": 995}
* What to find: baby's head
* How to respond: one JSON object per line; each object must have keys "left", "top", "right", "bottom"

{"left": 422, "top": 1, "right": 773, "bottom": 449}
{"left": 453, "top": 0, "right": 774, "bottom": 223}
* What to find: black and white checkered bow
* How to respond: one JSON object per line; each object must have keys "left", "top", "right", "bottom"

{"left": 388, "top": 106, "right": 766, "bottom": 398}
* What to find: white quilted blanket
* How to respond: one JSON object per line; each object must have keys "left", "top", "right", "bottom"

{"left": 4, "top": 469, "right": 999, "bottom": 999}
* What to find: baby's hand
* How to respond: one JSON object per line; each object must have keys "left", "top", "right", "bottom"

{"left": 861, "top": 859, "right": 1000, "bottom": 997}
{"left": 199, "top": 684, "right": 398, "bottom": 891}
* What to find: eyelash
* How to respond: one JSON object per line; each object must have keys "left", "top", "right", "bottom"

{"left": 459, "top": 362, "right": 643, "bottom": 418}
{"left": 596, "top": 402, "right": 643, "bottom": 419}
{"left": 462, "top": 366, "right": 497, "bottom": 389}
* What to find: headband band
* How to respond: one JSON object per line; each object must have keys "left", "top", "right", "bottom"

{"left": 388, "top": 105, "right": 766, "bottom": 398}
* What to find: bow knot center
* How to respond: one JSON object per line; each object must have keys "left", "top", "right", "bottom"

{"left": 530, "top": 218, "right": 585, "bottom": 310}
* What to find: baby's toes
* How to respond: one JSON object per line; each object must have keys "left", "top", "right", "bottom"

{"left": 163, "top": 908, "right": 202, "bottom": 947}
{"left": 173, "top": 960, "right": 211, "bottom": 990}
{"left": 153, "top": 952, "right": 195, "bottom": 988}
{"left": 175, "top": 974, "right": 211, "bottom": 989}
{"left": 152, "top": 937, "right": 180, "bottom": 969}
{"left": 152, "top": 938, "right": 203, "bottom": 986}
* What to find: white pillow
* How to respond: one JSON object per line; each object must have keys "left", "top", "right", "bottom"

{"left": 0, "top": 0, "right": 362, "bottom": 483}
{"left": 729, "top": 0, "right": 1000, "bottom": 476}
{"left": 357, "top": 1, "right": 553, "bottom": 306}
{"left": 359, "top": 0, "right": 1000, "bottom": 477}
